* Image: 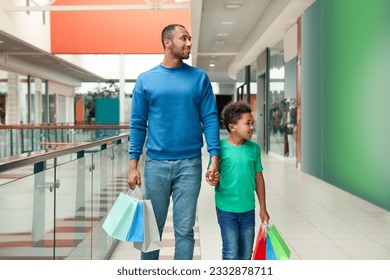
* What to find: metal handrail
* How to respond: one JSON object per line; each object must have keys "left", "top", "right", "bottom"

{"left": 0, "top": 124, "right": 129, "bottom": 130}
{"left": 0, "top": 132, "right": 129, "bottom": 172}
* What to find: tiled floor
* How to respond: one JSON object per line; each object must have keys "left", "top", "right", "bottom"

{"left": 109, "top": 138, "right": 390, "bottom": 260}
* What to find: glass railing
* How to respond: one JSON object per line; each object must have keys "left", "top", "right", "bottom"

{"left": 0, "top": 123, "right": 130, "bottom": 159}
{"left": 0, "top": 133, "right": 130, "bottom": 260}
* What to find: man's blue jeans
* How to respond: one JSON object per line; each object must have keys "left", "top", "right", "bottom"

{"left": 141, "top": 156, "right": 202, "bottom": 260}
{"left": 216, "top": 207, "right": 255, "bottom": 260}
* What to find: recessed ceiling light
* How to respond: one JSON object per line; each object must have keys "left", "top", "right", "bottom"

{"left": 217, "top": 33, "right": 228, "bottom": 37}
{"left": 0, "top": 40, "right": 4, "bottom": 44}
{"left": 214, "top": 40, "right": 225, "bottom": 45}
{"left": 209, "top": 63, "right": 215, "bottom": 68}
{"left": 221, "top": 21, "right": 233, "bottom": 25}
{"left": 226, "top": 4, "right": 241, "bottom": 9}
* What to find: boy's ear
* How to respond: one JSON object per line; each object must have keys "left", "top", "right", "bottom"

{"left": 228, "top": 123, "right": 235, "bottom": 131}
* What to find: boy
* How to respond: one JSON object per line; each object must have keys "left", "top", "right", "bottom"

{"left": 206, "top": 101, "right": 270, "bottom": 260}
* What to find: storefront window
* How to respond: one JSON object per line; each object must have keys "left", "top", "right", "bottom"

{"left": 268, "top": 41, "right": 287, "bottom": 156}
{"left": 268, "top": 41, "right": 297, "bottom": 157}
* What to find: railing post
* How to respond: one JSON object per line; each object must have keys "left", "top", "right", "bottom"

{"left": 76, "top": 151, "right": 85, "bottom": 214}
{"left": 30, "top": 129, "right": 34, "bottom": 153}
{"left": 100, "top": 143, "right": 107, "bottom": 193}
{"left": 10, "top": 129, "right": 14, "bottom": 156}
{"left": 32, "top": 161, "right": 46, "bottom": 242}
{"left": 114, "top": 140, "right": 123, "bottom": 181}
{"left": 61, "top": 124, "right": 64, "bottom": 143}
{"left": 21, "top": 128, "right": 24, "bottom": 153}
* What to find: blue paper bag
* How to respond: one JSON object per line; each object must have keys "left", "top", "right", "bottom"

{"left": 266, "top": 236, "right": 277, "bottom": 260}
{"left": 126, "top": 199, "right": 144, "bottom": 242}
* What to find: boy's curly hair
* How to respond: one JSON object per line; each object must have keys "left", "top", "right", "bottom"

{"left": 221, "top": 101, "right": 252, "bottom": 133}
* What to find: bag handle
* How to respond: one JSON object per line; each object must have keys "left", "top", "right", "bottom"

{"left": 129, "top": 186, "right": 143, "bottom": 200}
{"left": 261, "top": 220, "right": 274, "bottom": 233}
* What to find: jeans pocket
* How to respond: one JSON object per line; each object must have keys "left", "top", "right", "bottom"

{"left": 185, "top": 157, "right": 201, "bottom": 168}
{"left": 145, "top": 155, "right": 152, "bottom": 163}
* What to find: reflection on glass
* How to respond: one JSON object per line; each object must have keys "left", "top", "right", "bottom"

{"left": 269, "top": 41, "right": 285, "bottom": 156}
{"left": 0, "top": 140, "right": 130, "bottom": 259}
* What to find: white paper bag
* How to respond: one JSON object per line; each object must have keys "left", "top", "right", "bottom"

{"left": 133, "top": 199, "right": 162, "bottom": 253}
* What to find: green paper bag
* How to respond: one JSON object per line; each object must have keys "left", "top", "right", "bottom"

{"left": 102, "top": 192, "right": 138, "bottom": 241}
{"left": 267, "top": 225, "right": 291, "bottom": 260}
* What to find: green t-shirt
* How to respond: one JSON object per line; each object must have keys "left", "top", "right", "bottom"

{"left": 215, "top": 138, "right": 263, "bottom": 213}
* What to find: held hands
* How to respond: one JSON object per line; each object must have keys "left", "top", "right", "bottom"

{"left": 205, "top": 155, "right": 220, "bottom": 186}
{"left": 205, "top": 169, "right": 220, "bottom": 186}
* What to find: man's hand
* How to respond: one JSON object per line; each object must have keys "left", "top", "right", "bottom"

{"left": 128, "top": 159, "right": 141, "bottom": 189}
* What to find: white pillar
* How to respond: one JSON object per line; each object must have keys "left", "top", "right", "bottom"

{"left": 119, "top": 54, "right": 126, "bottom": 124}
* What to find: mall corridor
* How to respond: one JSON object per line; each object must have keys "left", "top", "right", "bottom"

{"left": 109, "top": 133, "right": 390, "bottom": 260}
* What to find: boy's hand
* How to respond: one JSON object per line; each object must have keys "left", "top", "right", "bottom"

{"left": 260, "top": 209, "right": 270, "bottom": 224}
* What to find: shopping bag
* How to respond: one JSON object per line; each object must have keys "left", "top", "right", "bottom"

{"left": 126, "top": 199, "right": 144, "bottom": 242}
{"left": 265, "top": 236, "right": 277, "bottom": 260}
{"left": 252, "top": 224, "right": 266, "bottom": 260}
{"left": 133, "top": 199, "right": 162, "bottom": 252}
{"left": 267, "top": 224, "right": 291, "bottom": 260}
{"left": 102, "top": 192, "right": 137, "bottom": 241}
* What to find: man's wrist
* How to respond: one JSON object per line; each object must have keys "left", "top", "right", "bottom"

{"left": 210, "top": 155, "right": 219, "bottom": 163}
{"left": 130, "top": 158, "right": 139, "bottom": 169}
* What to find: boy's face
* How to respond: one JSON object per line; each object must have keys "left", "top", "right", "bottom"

{"left": 230, "top": 112, "right": 254, "bottom": 140}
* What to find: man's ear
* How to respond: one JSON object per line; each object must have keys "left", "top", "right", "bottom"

{"left": 164, "top": 38, "right": 171, "bottom": 49}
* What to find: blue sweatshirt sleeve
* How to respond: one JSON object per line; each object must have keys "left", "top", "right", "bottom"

{"left": 129, "top": 78, "right": 148, "bottom": 160}
{"left": 200, "top": 76, "right": 220, "bottom": 157}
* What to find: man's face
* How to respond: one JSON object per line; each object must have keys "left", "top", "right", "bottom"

{"left": 168, "top": 26, "right": 192, "bottom": 59}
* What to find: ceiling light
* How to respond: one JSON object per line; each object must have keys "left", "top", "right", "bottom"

{"left": 0, "top": 40, "right": 4, "bottom": 44}
{"left": 221, "top": 21, "right": 233, "bottom": 25}
{"left": 226, "top": 4, "right": 241, "bottom": 9}
{"left": 217, "top": 33, "right": 228, "bottom": 37}
{"left": 209, "top": 63, "right": 215, "bottom": 68}
{"left": 214, "top": 40, "right": 225, "bottom": 45}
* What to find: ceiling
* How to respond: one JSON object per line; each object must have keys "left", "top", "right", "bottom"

{"left": 0, "top": 0, "right": 315, "bottom": 84}
{"left": 0, "top": 29, "right": 106, "bottom": 83}
{"left": 192, "top": 0, "right": 274, "bottom": 83}
{"left": 191, "top": 0, "right": 315, "bottom": 83}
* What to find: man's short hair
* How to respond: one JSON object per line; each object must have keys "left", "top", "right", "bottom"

{"left": 161, "top": 24, "right": 186, "bottom": 49}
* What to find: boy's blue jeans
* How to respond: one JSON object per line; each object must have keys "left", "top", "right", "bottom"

{"left": 216, "top": 207, "right": 255, "bottom": 260}
{"left": 141, "top": 156, "right": 202, "bottom": 260}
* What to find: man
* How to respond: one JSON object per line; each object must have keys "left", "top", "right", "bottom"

{"left": 128, "top": 24, "right": 220, "bottom": 260}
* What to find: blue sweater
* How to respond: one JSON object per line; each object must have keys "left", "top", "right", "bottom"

{"left": 129, "top": 63, "right": 220, "bottom": 160}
